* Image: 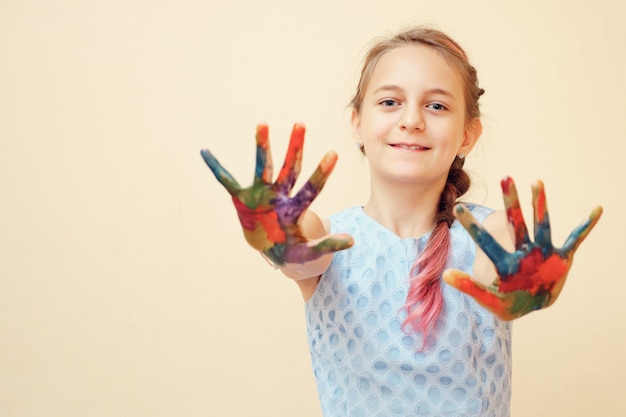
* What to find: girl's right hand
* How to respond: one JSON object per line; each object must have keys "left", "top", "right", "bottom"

{"left": 200, "top": 123, "right": 354, "bottom": 267}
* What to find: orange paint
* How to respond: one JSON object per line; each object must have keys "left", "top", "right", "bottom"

{"left": 536, "top": 188, "right": 547, "bottom": 222}
{"left": 455, "top": 278, "right": 508, "bottom": 317}
{"left": 258, "top": 211, "right": 287, "bottom": 243}
{"left": 256, "top": 124, "right": 269, "bottom": 143}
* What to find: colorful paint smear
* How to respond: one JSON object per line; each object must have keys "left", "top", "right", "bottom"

{"left": 444, "top": 177, "right": 603, "bottom": 320}
{"left": 201, "top": 123, "right": 353, "bottom": 266}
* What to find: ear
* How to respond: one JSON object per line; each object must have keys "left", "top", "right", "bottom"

{"left": 459, "top": 118, "right": 482, "bottom": 156}
{"left": 350, "top": 109, "right": 361, "bottom": 140}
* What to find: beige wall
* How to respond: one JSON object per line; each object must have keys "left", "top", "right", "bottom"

{"left": 1, "top": 1, "right": 624, "bottom": 416}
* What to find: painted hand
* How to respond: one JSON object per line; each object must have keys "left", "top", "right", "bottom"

{"left": 200, "top": 123, "right": 353, "bottom": 266}
{"left": 443, "top": 177, "right": 603, "bottom": 321}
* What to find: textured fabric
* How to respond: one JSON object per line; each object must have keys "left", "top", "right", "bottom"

{"left": 306, "top": 205, "right": 512, "bottom": 417}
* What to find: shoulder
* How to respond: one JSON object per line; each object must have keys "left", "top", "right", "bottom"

{"left": 326, "top": 206, "right": 364, "bottom": 232}
{"left": 455, "top": 202, "right": 505, "bottom": 228}
{"left": 329, "top": 206, "right": 362, "bottom": 221}
{"left": 461, "top": 202, "right": 494, "bottom": 222}
{"left": 312, "top": 206, "right": 363, "bottom": 237}
{"left": 449, "top": 203, "right": 497, "bottom": 235}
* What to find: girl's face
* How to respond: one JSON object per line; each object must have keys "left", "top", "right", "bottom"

{"left": 352, "top": 44, "right": 481, "bottom": 188}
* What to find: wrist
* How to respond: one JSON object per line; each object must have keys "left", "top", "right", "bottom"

{"left": 294, "top": 276, "right": 321, "bottom": 301}
{"left": 259, "top": 251, "right": 280, "bottom": 269}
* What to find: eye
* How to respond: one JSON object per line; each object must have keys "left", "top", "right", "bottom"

{"left": 379, "top": 99, "right": 399, "bottom": 107}
{"left": 427, "top": 102, "right": 447, "bottom": 111}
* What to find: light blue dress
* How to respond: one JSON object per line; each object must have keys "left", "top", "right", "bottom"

{"left": 306, "top": 205, "right": 512, "bottom": 417}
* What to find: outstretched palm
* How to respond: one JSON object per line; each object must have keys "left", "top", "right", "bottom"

{"left": 444, "top": 177, "right": 602, "bottom": 321}
{"left": 200, "top": 123, "right": 353, "bottom": 266}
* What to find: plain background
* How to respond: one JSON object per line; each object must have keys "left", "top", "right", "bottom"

{"left": 1, "top": 1, "right": 624, "bottom": 416}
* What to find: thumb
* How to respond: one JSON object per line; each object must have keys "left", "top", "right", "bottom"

{"left": 308, "top": 233, "right": 354, "bottom": 257}
{"left": 443, "top": 269, "right": 487, "bottom": 293}
{"left": 443, "top": 269, "right": 512, "bottom": 320}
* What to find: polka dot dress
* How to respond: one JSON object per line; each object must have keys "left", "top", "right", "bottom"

{"left": 306, "top": 205, "right": 512, "bottom": 417}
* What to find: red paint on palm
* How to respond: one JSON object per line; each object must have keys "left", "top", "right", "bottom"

{"left": 444, "top": 177, "right": 602, "bottom": 320}
{"left": 456, "top": 279, "right": 507, "bottom": 315}
{"left": 498, "top": 249, "right": 568, "bottom": 295}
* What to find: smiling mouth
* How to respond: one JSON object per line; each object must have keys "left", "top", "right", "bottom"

{"left": 391, "top": 144, "right": 430, "bottom": 151}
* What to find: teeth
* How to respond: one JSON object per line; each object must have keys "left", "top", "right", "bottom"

{"left": 396, "top": 144, "right": 425, "bottom": 150}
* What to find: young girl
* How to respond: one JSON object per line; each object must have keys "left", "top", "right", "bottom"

{"left": 201, "top": 26, "right": 601, "bottom": 417}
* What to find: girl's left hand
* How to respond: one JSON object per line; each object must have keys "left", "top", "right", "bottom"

{"left": 443, "top": 177, "right": 603, "bottom": 321}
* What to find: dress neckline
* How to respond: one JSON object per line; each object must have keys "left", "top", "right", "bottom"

{"left": 355, "top": 206, "right": 434, "bottom": 244}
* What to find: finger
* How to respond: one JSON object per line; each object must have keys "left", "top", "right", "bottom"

{"left": 454, "top": 204, "right": 516, "bottom": 275}
{"left": 443, "top": 269, "right": 510, "bottom": 316}
{"left": 283, "top": 233, "right": 354, "bottom": 264}
{"left": 292, "top": 151, "right": 338, "bottom": 212}
{"left": 501, "top": 177, "right": 530, "bottom": 249}
{"left": 255, "top": 124, "right": 274, "bottom": 183}
{"left": 532, "top": 180, "right": 552, "bottom": 247}
{"left": 443, "top": 269, "right": 496, "bottom": 296}
{"left": 561, "top": 205, "right": 603, "bottom": 255}
{"left": 200, "top": 148, "right": 241, "bottom": 194}
{"left": 308, "top": 233, "right": 354, "bottom": 256}
{"left": 275, "top": 123, "right": 305, "bottom": 192}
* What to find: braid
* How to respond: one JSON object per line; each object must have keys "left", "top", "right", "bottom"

{"left": 402, "top": 156, "right": 470, "bottom": 349}
{"left": 437, "top": 157, "right": 470, "bottom": 227}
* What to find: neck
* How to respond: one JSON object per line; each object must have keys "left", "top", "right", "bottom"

{"left": 363, "top": 177, "right": 445, "bottom": 239}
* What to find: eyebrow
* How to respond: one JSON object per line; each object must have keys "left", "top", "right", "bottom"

{"left": 372, "top": 85, "right": 456, "bottom": 98}
{"left": 425, "top": 88, "right": 455, "bottom": 98}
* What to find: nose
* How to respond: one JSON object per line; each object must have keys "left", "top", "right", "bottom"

{"left": 399, "top": 106, "right": 425, "bottom": 131}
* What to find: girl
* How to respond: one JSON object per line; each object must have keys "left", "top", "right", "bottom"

{"left": 201, "top": 26, "right": 601, "bottom": 417}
